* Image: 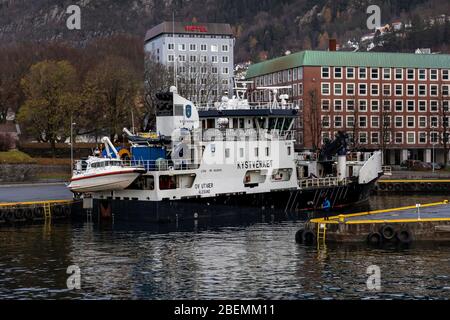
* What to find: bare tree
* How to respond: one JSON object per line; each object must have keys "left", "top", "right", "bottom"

{"left": 144, "top": 54, "right": 172, "bottom": 130}
{"left": 438, "top": 81, "right": 450, "bottom": 168}
{"left": 305, "top": 88, "right": 322, "bottom": 150}
{"left": 379, "top": 95, "right": 394, "bottom": 165}
{"left": 175, "top": 60, "right": 224, "bottom": 105}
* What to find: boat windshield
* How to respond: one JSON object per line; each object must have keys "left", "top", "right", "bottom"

{"left": 90, "top": 160, "right": 122, "bottom": 168}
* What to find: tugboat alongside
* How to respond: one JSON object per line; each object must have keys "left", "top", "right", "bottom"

{"left": 70, "top": 83, "right": 383, "bottom": 222}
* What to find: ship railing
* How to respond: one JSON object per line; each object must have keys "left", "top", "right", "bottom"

{"left": 197, "top": 102, "right": 298, "bottom": 111}
{"left": 296, "top": 152, "right": 318, "bottom": 161}
{"left": 298, "top": 177, "right": 349, "bottom": 189}
{"left": 202, "top": 129, "right": 296, "bottom": 141}
{"left": 120, "top": 159, "right": 200, "bottom": 171}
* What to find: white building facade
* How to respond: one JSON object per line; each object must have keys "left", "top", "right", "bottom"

{"left": 144, "top": 22, "right": 235, "bottom": 102}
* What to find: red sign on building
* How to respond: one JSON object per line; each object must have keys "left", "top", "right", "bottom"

{"left": 184, "top": 25, "right": 208, "bottom": 33}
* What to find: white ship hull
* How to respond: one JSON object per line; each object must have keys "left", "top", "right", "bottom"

{"left": 68, "top": 169, "right": 143, "bottom": 193}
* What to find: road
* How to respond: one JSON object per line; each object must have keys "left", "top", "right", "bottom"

{"left": 0, "top": 183, "right": 73, "bottom": 203}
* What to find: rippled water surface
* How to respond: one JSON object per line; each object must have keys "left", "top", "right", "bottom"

{"left": 0, "top": 193, "right": 449, "bottom": 299}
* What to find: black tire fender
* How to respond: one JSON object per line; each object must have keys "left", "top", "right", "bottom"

{"left": 396, "top": 229, "right": 413, "bottom": 244}
{"left": 380, "top": 224, "right": 396, "bottom": 240}
{"left": 295, "top": 229, "right": 304, "bottom": 244}
{"left": 302, "top": 230, "right": 316, "bottom": 245}
{"left": 367, "top": 232, "right": 382, "bottom": 245}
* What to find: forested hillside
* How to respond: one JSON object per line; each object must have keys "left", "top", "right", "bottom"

{"left": 0, "top": 0, "right": 449, "bottom": 62}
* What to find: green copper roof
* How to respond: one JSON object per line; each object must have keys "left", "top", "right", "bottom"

{"left": 246, "top": 50, "right": 450, "bottom": 78}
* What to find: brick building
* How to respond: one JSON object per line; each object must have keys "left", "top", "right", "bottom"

{"left": 246, "top": 50, "right": 450, "bottom": 165}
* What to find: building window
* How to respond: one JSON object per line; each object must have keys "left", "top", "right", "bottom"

{"left": 371, "top": 68, "right": 379, "bottom": 80}
{"left": 189, "top": 55, "right": 196, "bottom": 62}
{"left": 322, "top": 115, "right": 330, "bottom": 128}
{"left": 407, "top": 68, "right": 415, "bottom": 80}
{"left": 222, "top": 67, "right": 229, "bottom": 74}
{"left": 334, "top": 83, "right": 343, "bottom": 95}
{"left": 371, "top": 132, "right": 380, "bottom": 144}
{"left": 371, "top": 84, "right": 379, "bottom": 96}
{"left": 418, "top": 100, "right": 427, "bottom": 112}
{"left": 395, "top": 68, "right": 403, "bottom": 80}
{"left": 430, "top": 100, "right": 438, "bottom": 112}
{"left": 407, "top": 116, "right": 415, "bottom": 128}
{"left": 418, "top": 69, "right": 427, "bottom": 81}
{"left": 383, "top": 68, "right": 391, "bottom": 80}
{"left": 222, "top": 45, "right": 229, "bottom": 52}
{"left": 407, "top": 100, "right": 415, "bottom": 112}
{"left": 395, "top": 84, "right": 403, "bottom": 96}
{"left": 359, "top": 100, "right": 367, "bottom": 112}
{"left": 430, "top": 131, "right": 439, "bottom": 143}
{"left": 359, "top": 83, "right": 367, "bottom": 96}
{"left": 168, "top": 43, "right": 174, "bottom": 50}
{"left": 200, "top": 55, "right": 207, "bottom": 63}
{"left": 334, "top": 116, "right": 343, "bottom": 128}
{"left": 358, "top": 115, "right": 367, "bottom": 128}
{"left": 430, "top": 116, "right": 439, "bottom": 128}
{"left": 395, "top": 132, "right": 403, "bottom": 144}
{"left": 346, "top": 83, "right": 355, "bottom": 95}
{"left": 383, "top": 100, "right": 391, "bottom": 111}
{"left": 211, "top": 67, "right": 218, "bottom": 74}
{"left": 321, "top": 83, "right": 330, "bottom": 95}
{"left": 346, "top": 67, "right": 355, "bottom": 79}
{"left": 430, "top": 69, "right": 438, "bottom": 81}
{"left": 346, "top": 115, "right": 355, "bottom": 128}
{"left": 178, "top": 43, "right": 186, "bottom": 51}
{"left": 418, "top": 84, "right": 427, "bottom": 96}
{"left": 407, "top": 132, "right": 415, "bottom": 144}
{"left": 321, "top": 99, "right": 330, "bottom": 111}
{"left": 167, "top": 54, "right": 174, "bottom": 62}
{"left": 334, "top": 67, "right": 342, "bottom": 79}
{"left": 407, "top": 84, "right": 415, "bottom": 96}
{"left": 321, "top": 67, "right": 330, "bottom": 79}
{"left": 395, "top": 116, "right": 403, "bottom": 128}
{"left": 395, "top": 100, "right": 403, "bottom": 112}
{"left": 222, "top": 56, "right": 229, "bottom": 63}
{"left": 334, "top": 99, "right": 343, "bottom": 112}
{"left": 443, "top": 69, "right": 449, "bottom": 81}
{"left": 211, "top": 45, "right": 218, "bottom": 52}
{"left": 419, "top": 116, "right": 427, "bottom": 128}
{"left": 371, "top": 100, "right": 379, "bottom": 112}
{"left": 200, "top": 44, "right": 207, "bottom": 51}
{"left": 359, "top": 132, "right": 368, "bottom": 144}
{"left": 298, "top": 67, "right": 304, "bottom": 80}
{"left": 442, "top": 85, "right": 450, "bottom": 96}
{"left": 382, "top": 84, "right": 391, "bottom": 96}
{"left": 189, "top": 44, "right": 197, "bottom": 51}
{"left": 419, "top": 132, "right": 427, "bottom": 144}
{"left": 359, "top": 67, "right": 367, "bottom": 79}
{"left": 346, "top": 99, "right": 355, "bottom": 112}
{"left": 298, "top": 84, "right": 303, "bottom": 95}
{"left": 178, "top": 54, "right": 186, "bottom": 62}
{"left": 371, "top": 115, "right": 380, "bottom": 128}
{"left": 293, "top": 68, "right": 298, "bottom": 81}
{"left": 430, "top": 84, "right": 438, "bottom": 96}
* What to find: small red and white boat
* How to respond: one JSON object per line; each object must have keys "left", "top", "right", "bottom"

{"left": 68, "top": 157, "right": 145, "bottom": 193}
{"left": 68, "top": 137, "right": 145, "bottom": 193}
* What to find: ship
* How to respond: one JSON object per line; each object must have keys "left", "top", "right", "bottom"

{"left": 70, "top": 83, "right": 383, "bottom": 222}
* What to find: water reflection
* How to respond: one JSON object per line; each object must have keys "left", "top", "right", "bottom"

{"left": 0, "top": 194, "right": 449, "bottom": 299}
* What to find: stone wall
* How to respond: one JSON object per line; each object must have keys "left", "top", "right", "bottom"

{"left": 0, "top": 164, "right": 69, "bottom": 183}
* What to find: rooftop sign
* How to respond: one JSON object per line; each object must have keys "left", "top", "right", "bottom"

{"left": 184, "top": 25, "right": 208, "bottom": 32}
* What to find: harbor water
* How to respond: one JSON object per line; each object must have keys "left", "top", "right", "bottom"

{"left": 0, "top": 184, "right": 449, "bottom": 299}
